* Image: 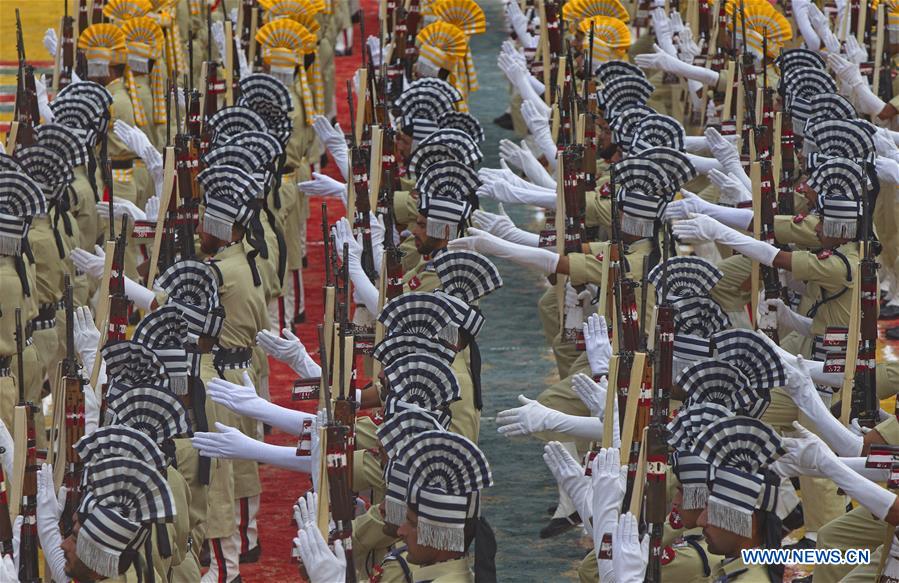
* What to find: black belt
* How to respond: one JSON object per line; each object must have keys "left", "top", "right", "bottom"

{"left": 0, "top": 355, "right": 10, "bottom": 377}
{"left": 213, "top": 346, "right": 253, "bottom": 374}
{"left": 32, "top": 303, "right": 59, "bottom": 330}
{"left": 110, "top": 159, "right": 135, "bottom": 170}
{"left": 281, "top": 166, "right": 295, "bottom": 175}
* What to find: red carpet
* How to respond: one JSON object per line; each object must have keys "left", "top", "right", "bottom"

{"left": 237, "top": 7, "right": 377, "bottom": 581}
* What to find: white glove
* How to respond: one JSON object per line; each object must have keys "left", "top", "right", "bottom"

{"left": 471, "top": 205, "right": 540, "bottom": 247}
{"left": 0, "top": 421, "right": 13, "bottom": 482}
{"left": 298, "top": 172, "right": 347, "bottom": 206}
{"left": 366, "top": 36, "right": 383, "bottom": 67}
{"left": 591, "top": 447, "right": 627, "bottom": 579}
{"left": 113, "top": 121, "right": 163, "bottom": 197}
{"left": 876, "top": 157, "right": 899, "bottom": 185}
{"left": 36, "top": 75, "right": 54, "bottom": 124}
{"left": 671, "top": 214, "right": 780, "bottom": 266}
{"left": 499, "top": 139, "right": 555, "bottom": 189}
{"left": 506, "top": 1, "right": 538, "bottom": 49}
{"left": 36, "top": 464, "right": 67, "bottom": 583}
{"left": 612, "top": 513, "right": 650, "bottom": 581}
{"left": 333, "top": 218, "right": 379, "bottom": 314}
{"left": 0, "top": 555, "right": 13, "bottom": 579}
{"left": 449, "top": 228, "right": 560, "bottom": 275}
{"left": 496, "top": 395, "right": 603, "bottom": 440}
{"left": 43, "top": 28, "right": 58, "bottom": 59}
{"left": 809, "top": 5, "right": 840, "bottom": 54}
{"left": 11, "top": 516, "right": 20, "bottom": 575}
{"left": 685, "top": 153, "right": 725, "bottom": 175}
{"left": 479, "top": 165, "right": 540, "bottom": 191}
{"left": 144, "top": 196, "right": 160, "bottom": 223}
{"left": 666, "top": 190, "right": 753, "bottom": 229}
{"left": 706, "top": 127, "right": 751, "bottom": 190}
{"left": 476, "top": 178, "right": 556, "bottom": 208}
{"left": 875, "top": 128, "right": 899, "bottom": 162}
{"left": 543, "top": 441, "right": 594, "bottom": 527}
{"left": 312, "top": 116, "right": 349, "bottom": 181}
{"left": 71, "top": 246, "right": 106, "bottom": 279}
{"left": 207, "top": 372, "right": 314, "bottom": 436}
{"left": 845, "top": 35, "right": 868, "bottom": 65}
{"left": 520, "top": 99, "right": 557, "bottom": 166}
{"left": 211, "top": 21, "right": 226, "bottom": 61}
{"left": 784, "top": 422, "right": 897, "bottom": 520}
{"left": 828, "top": 53, "right": 886, "bottom": 115}
{"left": 650, "top": 9, "right": 677, "bottom": 55}
{"left": 782, "top": 356, "right": 863, "bottom": 457}
{"left": 571, "top": 373, "right": 607, "bottom": 418}
{"left": 192, "top": 422, "right": 312, "bottom": 472}
{"left": 309, "top": 410, "right": 324, "bottom": 494}
{"left": 294, "top": 492, "right": 347, "bottom": 583}
{"left": 256, "top": 329, "right": 321, "bottom": 378}
{"left": 677, "top": 25, "right": 701, "bottom": 64}
{"left": 498, "top": 53, "right": 546, "bottom": 112}
{"left": 792, "top": 0, "right": 821, "bottom": 50}
{"left": 634, "top": 44, "right": 719, "bottom": 86}
{"left": 83, "top": 382, "right": 100, "bottom": 436}
{"left": 96, "top": 199, "right": 148, "bottom": 222}
{"left": 708, "top": 168, "right": 752, "bottom": 206}
{"left": 583, "top": 314, "right": 611, "bottom": 376}
{"left": 765, "top": 298, "right": 813, "bottom": 335}
{"left": 73, "top": 306, "right": 100, "bottom": 362}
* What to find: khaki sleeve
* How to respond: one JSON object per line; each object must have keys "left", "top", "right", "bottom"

{"left": 875, "top": 416, "right": 899, "bottom": 445}
{"left": 393, "top": 191, "right": 419, "bottom": 227}
{"left": 877, "top": 361, "right": 899, "bottom": 400}
{"left": 889, "top": 93, "right": 899, "bottom": 113}
{"left": 774, "top": 214, "right": 820, "bottom": 249}
{"left": 568, "top": 252, "right": 604, "bottom": 287}
{"left": 585, "top": 191, "right": 612, "bottom": 229}
{"left": 791, "top": 250, "right": 852, "bottom": 293}
{"left": 106, "top": 89, "right": 137, "bottom": 161}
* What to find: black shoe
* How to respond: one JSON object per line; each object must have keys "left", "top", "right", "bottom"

{"left": 493, "top": 112, "right": 513, "bottom": 130}
{"left": 239, "top": 544, "right": 261, "bottom": 564}
{"left": 783, "top": 537, "right": 816, "bottom": 551}
{"left": 881, "top": 304, "right": 899, "bottom": 320}
{"left": 546, "top": 505, "right": 557, "bottom": 516}
{"left": 886, "top": 326, "right": 899, "bottom": 340}
{"left": 539, "top": 512, "right": 580, "bottom": 539}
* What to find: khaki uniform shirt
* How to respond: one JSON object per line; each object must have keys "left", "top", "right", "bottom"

{"left": 774, "top": 213, "right": 820, "bottom": 250}
{"left": 27, "top": 216, "right": 67, "bottom": 309}
{"left": 208, "top": 240, "right": 269, "bottom": 349}
{"left": 402, "top": 253, "right": 442, "bottom": 294}
{"left": 0, "top": 255, "right": 37, "bottom": 356}
{"left": 413, "top": 557, "right": 473, "bottom": 583}
{"left": 791, "top": 241, "right": 860, "bottom": 336}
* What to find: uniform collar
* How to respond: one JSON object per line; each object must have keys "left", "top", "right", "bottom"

{"left": 211, "top": 240, "right": 244, "bottom": 261}
{"left": 414, "top": 556, "right": 470, "bottom": 583}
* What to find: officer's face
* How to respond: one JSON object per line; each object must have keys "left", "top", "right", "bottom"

{"left": 672, "top": 487, "right": 702, "bottom": 529}
{"left": 696, "top": 508, "right": 753, "bottom": 557}
{"left": 379, "top": 504, "right": 400, "bottom": 538}
{"left": 412, "top": 213, "right": 440, "bottom": 255}
{"left": 397, "top": 133, "right": 413, "bottom": 159}
{"left": 397, "top": 509, "right": 440, "bottom": 565}
{"left": 61, "top": 521, "right": 104, "bottom": 581}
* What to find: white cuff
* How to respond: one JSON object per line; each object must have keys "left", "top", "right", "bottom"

{"left": 124, "top": 276, "right": 157, "bottom": 311}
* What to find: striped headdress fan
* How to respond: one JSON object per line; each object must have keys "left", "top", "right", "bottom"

{"left": 433, "top": 249, "right": 502, "bottom": 303}
{"left": 647, "top": 256, "right": 723, "bottom": 302}
{"left": 132, "top": 306, "right": 190, "bottom": 395}
{"left": 14, "top": 145, "right": 75, "bottom": 201}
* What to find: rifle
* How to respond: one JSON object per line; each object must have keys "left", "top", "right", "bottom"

{"left": 60, "top": 276, "right": 84, "bottom": 537}
{"left": 200, "top": 6, "right": 224, "bottom": 156}
{"left": 77, "top": 0, "right": 90, "bottom": 37}
{"left": 347, "top": 81, "right": 377, "bottom": 281}
{"left": 644, "top": 233, "right": 674, "bottom": 582}
{"left": 755, "top": 158, "right": 781, "bottom": 343}
{"left": 13, "top": 10, "right": 38, "bottom": 149}
{"left": 399, "top": 0, "right": 423, "bottom": 85}
{"left": 777, "top": 124, "right": 797, "bottom": 215}
{"left": 102, "top": 217, "right": 131, "bottom": 406}
{"left": 855, "top": 190, "right": 879, "bottom": 427}
{"left": 0, "top": 463, "right": 12, "bottom": 557}
{"left": 14, "top": 309, "right": 39, "bottom": 582}
{"left": 187, "top": 38, "right": 202, "bottom": 140}
{"left": 381, "top": 175, "right": 406, "bottom": 300}
{"left": 91, "top": 0, "right": 106, "bottom": 25}
{"left": 56, "top": 0, "right": 75, "bottom": 92}
{"left": 334, "top": 245, "right": 356, "bottom": 472}
{"left": 581, "top": 25, "right": 598, "bottom": 193}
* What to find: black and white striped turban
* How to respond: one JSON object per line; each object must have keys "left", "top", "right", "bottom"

{"left": 416, "top": 160, "right": 481, "bottom": 209}
{"left": 422, "top": 196, "right": 472, "bottom": 240}
{"left": 104, "top": 385, "right": 191, "bottom": 448}
{"left": 677, "top": 359, "right": 768, "bottom": 418}
{"left": 595, "top": 60, "right": 645, "bottom": 85}
{"left": 223, "top": 131, "right": 284, "bottom": 168}
{"left": 102, "top": 340, "right": 169, "bottom": 393}
{"left": 401, "top": 116, "right": 441, "bottom": 142}
{"left": 198, "top": 165, "right": 262, "bottom": 240}
{"left": 647, "top": 256, "right": 723, "bottom": 303}
{"left": 14, "top": 145, "right": 74, "bottom": 201}
{"left": 775, "top": 48, "right": 825, "bottom": 77}
{"left": 35, "top": 123, "right": 89, "bottom": 167}
{"left": 75, "top": 424, "right": 168, "bottom": 472}
{"left": 383, "top": 459, "right": 411, "bottom": 527}
{"left": 437, "top": 111, "right": 484, "bottom": 143}
{"left": 208, "top": 106, "right": 269, "bottom": 146}
{"left": 783, "top": 69, "right": 837, "bottom": 119}
{"left": 711, "top": 329, "right": 787, "bottom": 390}
{"left": 154, "top": 259, "right": 225, "bottom": 341}
{"left": 637, "top": 147, "right": 697, "bottom": 196}
{"left": 0, "top": 154, "right": 24, "bottom": 173}
{"left": 672, "top": 296, "right": 731, "bottom": 337}
{"left": 409, "top": 142, "right": 460, "bottom": 178}
{"left": 791, "top": 92, "right": 856, "bottom": 137}
{"left": 630, "top": 114, "right": 686, "bottom": 154}
{"left": 804, "top": 119, "right": 875, "bottom": 163}
{"left": 417, "top": 129, "right": 483, "bottom": 167}
{"left": 397, "top": 431, "right": 492, "bottom": 552}
{"left": 132, "top": 306, "right": 190, "bottom": 395}
{"left": 807, "top": 157, "right": 866, "bottom": 239}
{"left": 433, "top": 249, "right": 502, "bottom": 303}
{"left": 378, "top": 405, "right": 447, "bottom": 459}
{"left": 203, "top": 145, "right": 271, "bottom": 196}
{"left": 0, "top": 171, "right": 45, "bottom": 255}
{"left": 372, "top": 334, "right": 457, "bottom": 367}
{"left": 608, "top": 105, "right": 656, "bottom": 149}
{"left": 56, "top": 80, "right": 113, "bottom": 133}
{"left": 666, "top": 402, "right": 732, "bottom": 509}
{"left": 237, "top": 73, "right": 294, "bottom": 113}
{"left": 598, "top": 75, "right": 655, "bottom": 118}
{"left": 379, "top": 292, "right": 456, "bottom": 337}
{"left": 435, "top": 290, "right": 484, "bottom": 341}
{"left": 49, "top": 95, "right": 106, "bottom": 135}
{"left": 403, "top": 77, "right": 464, "bottom": 105}
{"left": 383, "top": 353, "right": 461, "bottom": 419}
{"left": 76, "top": 456, "right": 175, "bottom": 578}
{"left": 692, "top": 417, "right": 785, "bottom": 538}
{"left": 395, "top": 83, "right": 457, "bottom": 121}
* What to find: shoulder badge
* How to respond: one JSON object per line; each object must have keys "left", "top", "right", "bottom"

{"left": 661, "top": 545, "right": 676, "bottom": 566}
{"left": 792, "top": 213, "right": 807, "bottom": 224}
{"left": 816, "top": 249, "right": 833, "bottom": 260}
{"left": 668, "top": 508, "right": 684, "bottom": 530}
{"left": 599, "top": 182, "right": 612, "bottom": 198}
{"left": 408, "top": 276, "right": 422, "bottom": 290}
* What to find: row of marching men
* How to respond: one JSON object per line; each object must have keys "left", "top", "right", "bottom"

{"left": 0, "top": 0, "right": 507, "bottom": 581}
{"left": 425, "top": 0, "right": 899, "bottom": 580}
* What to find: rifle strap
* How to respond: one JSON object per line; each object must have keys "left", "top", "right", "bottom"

{"left": 13, "top": 255, "right": 30, "bottom": 297}
{"left": 469, "top": 339, "right": 483, "bottom": 411}
{"left": 245, "top": 249, "right": 262, "bottom": 287}
{"left": 262, "top": 206, "right": 288, "bottom": 284}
